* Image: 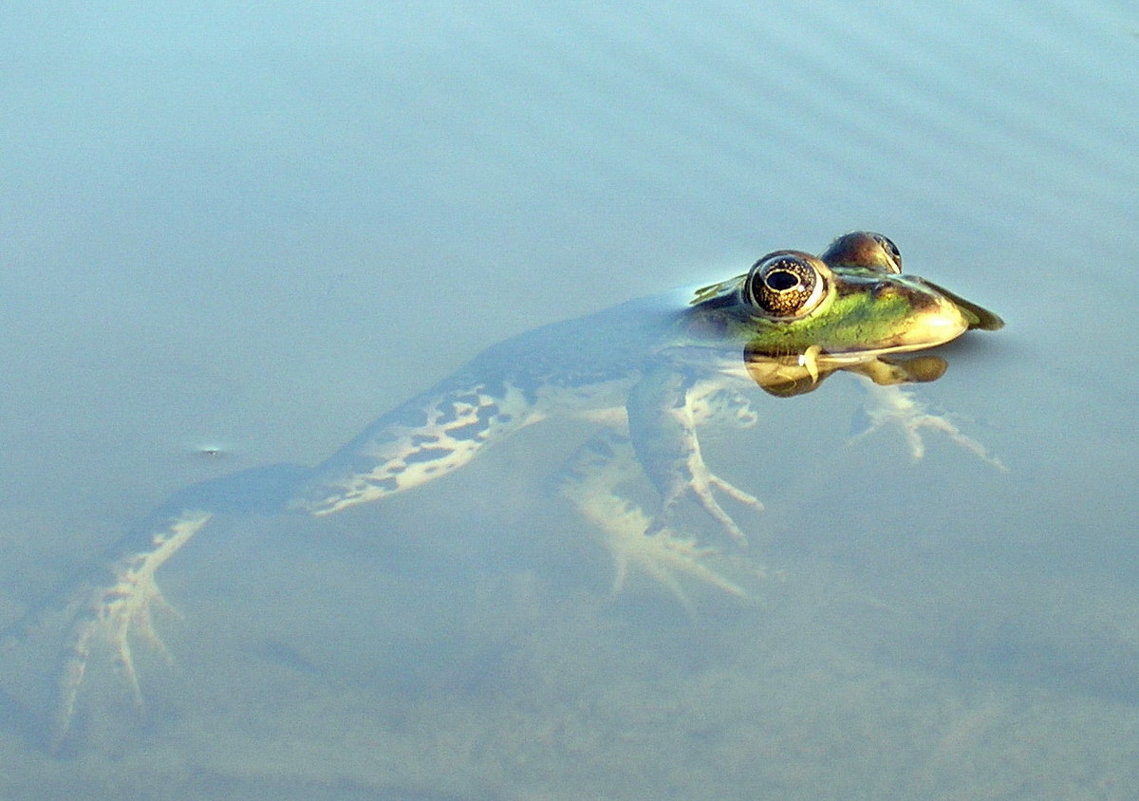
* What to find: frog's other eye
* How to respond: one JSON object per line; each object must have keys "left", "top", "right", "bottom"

{"left": 870, "top": 233, "right": 903, "bottom": 273}
{"left": 819, "top": 230, "right": 903, "bottom": 274}
{"left": 745, "top": 251, "right": 829, "bottom": 319}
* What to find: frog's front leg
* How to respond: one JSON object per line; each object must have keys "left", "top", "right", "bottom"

{"left": 853, "top": 381, "right": 1006, "bottom": 470}
{"left": 627, "top": 368, "right": 764, "bottom": 547}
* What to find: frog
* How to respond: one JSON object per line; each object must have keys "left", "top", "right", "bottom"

{"left": 4, "top": 232, "right": 1003, "bottom": 750}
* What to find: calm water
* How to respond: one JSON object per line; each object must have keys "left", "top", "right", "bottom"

{"left": 2, "top": 1, "right": 1138, "bottom": 798}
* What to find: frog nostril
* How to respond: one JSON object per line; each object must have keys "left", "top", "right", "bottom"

{"left": 872, "top": 281, "right": 897, "bottom": 299}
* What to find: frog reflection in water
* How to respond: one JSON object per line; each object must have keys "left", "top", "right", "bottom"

{"left": 8, "top": 232, "right": 1003, "bottom": 749}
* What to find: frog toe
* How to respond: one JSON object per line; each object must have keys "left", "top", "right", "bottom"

{"left": 657, "top": 471, "right": 764, "bottom": 549}
{"left": 561, "top": 429, "right": 758, "bottom": 604}
{"left": 26, "top": 509, "right": 213, "bottom": 751}
{"left": 608, "top": 526, "right": 749, "bottom": 612}
{"left": 855, "top": 383, "right": 1006, "bottom": 470}
{"left": 49, "top": 568, "right": 179, "bottom": 750}
{"left": 563, "top": 477, "right": 748, "bottom": 607}
{"left": 691, "top": 474, "right": 764, "bottom": 547}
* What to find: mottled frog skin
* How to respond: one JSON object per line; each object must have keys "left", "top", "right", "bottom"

{"left": 4, "top": 232, "right": 1003, "bottom": 750}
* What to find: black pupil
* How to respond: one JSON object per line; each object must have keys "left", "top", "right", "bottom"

{"left": 766, "top": 269, "right": 799, "bottom": 291}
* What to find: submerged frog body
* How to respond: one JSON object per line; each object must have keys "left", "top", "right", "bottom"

{"left": 6, "top": 232, "right": 1003, "bottom": 749}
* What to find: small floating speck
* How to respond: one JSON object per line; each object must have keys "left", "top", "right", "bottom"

{"left": 188, "top": 442, "right": 234, "bottom": 460}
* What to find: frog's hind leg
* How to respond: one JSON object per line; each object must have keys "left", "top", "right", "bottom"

{"left": 291, "top": 380, "right": 543, "bottom": 517}
{"left": 48, "top": 508, "right": 211, "bottom": 749}
{"left": 5, "top": 463, "right": 307, "bottom": 752}
{"left": 559, "top": 429, "right": 749, "bottom": 612}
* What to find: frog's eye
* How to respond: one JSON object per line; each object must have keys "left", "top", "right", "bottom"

{"left": 745, "top": 251, "right": 829, "bottom": 319}
{"left": 870, "top": 233, "right": 903, "bottom": 273}
{"left": 819, "top": 231, "right": 903, "bottom": 274}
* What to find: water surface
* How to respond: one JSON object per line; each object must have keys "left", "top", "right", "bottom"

{"left": 2, "top": 1, "right": 1137, "bottom": 799}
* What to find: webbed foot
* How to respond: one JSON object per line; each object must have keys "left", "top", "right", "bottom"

{"left": 607, "top": 524, "right": 751, "bottom": 615}
{"left": 6, "top": 509, "right": 212, "bottom": 751}
{"left": 560, "top": 431, "right": 753, "bottom": 611}
{"left": 50, "top": 562, "right": 181, "bottom": 749}
{"left": 652, "top": 380, "right": 766, "bottom": 546}
{"left": 628, "top": 371, "right": 765, "bottom": 548}
{"left": 652, "top": 467, "right": 764, "bottom": 548}
{"left": 854, "top": 382, "right": 1006, "bottom": 470}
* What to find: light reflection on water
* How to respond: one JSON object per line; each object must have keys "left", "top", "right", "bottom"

{"left": 1, "top": 0, "right": 1137, "bottom": 798}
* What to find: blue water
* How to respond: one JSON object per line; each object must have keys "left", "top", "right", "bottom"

{"left": 2, "top": 1, "right": 1137, "bottom": 798}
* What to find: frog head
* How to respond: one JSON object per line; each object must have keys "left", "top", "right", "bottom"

{"left": 686, "top": 232, "right": 1003, "bottom": 396}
